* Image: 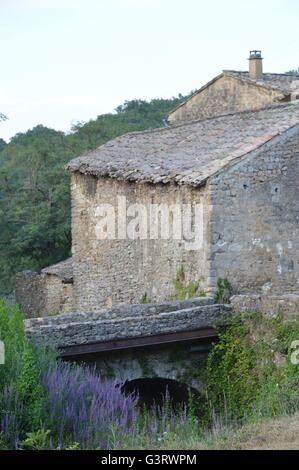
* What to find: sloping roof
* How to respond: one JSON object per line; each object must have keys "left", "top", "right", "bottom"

{"left": 67, "top": 102, "right": 299, "bottom": 188}
{"left": 41, "top": 258, "right": 73, "bottom": 283}
{"left": 167, "top": 71, "right": 299, "bottom": 119}
{"left": 225, "top": 71, "right": 299, "bottom": 95}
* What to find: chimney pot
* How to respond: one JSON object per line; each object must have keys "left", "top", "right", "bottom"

{"left": 248, "top": 50, "right": 263, "bottom": 80}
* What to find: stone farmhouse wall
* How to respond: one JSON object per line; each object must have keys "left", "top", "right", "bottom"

{"left": 16, "top": 271, "right": 74, "bottom": 318}
{"left": 208, "top": 128, "right": 299, "bottom": 294}
{"left": 71, "top": 174, "right": 212, "bottom": 312}
{"left": 168, "top": 75, "right": 285, "bottom": 125}
{"left": 71, "top": 128, "right": 299, "bottom": 310}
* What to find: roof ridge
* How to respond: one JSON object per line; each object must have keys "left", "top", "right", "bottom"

{"left": 224, "top": 70, "right": 299, "bottom": 77}
{"left": 222, "top": 71, "right": 294, "bottom": 94}
{"left": 108, "top": 100, "right": 299, "bottom": 137}
{"left": 67, "top": 101, "right": 299, "bottom": 189}
{"left": 65, "top": 101, "right": 299, "bottom": 164}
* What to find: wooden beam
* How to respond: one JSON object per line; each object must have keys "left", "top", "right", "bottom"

{"left": 59, "top": 327, "right": 219, "bottom": 358}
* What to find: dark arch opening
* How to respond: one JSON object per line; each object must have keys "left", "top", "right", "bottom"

{"left": 121, "top": 377, "right": 203, "bottom": 412}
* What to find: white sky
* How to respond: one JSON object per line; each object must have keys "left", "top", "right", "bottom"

{"left": 1, "top": 0, "right": 299, "bottom": 141}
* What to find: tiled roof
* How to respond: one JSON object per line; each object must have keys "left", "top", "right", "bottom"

{"left": 225, "top": 71, "right": 299, "bottom": 95}
{"left": 67, "top": 102, "right": 299, "bottom": 187}
{"left": 167, "top": 71, "right": 299, "bottom": 119}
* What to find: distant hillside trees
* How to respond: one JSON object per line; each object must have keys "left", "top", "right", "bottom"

{"left": 0, "top": 95, "right": 186, "bottom": 296}
{"left": 286, "top": 68, "right": 299, "bottom": 75}
{"left": 0, "top": 139, "right": 6, "bottom": 152}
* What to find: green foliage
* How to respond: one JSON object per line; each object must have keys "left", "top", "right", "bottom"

{"left": 15, "top": 345, "right": 44, "bottom": 430}
{"left": 65, "top": 442, "right": 81, "bottom": 450}
{"left": 285, "top": 68, "right": 299, "bottom": 76}
{"left": 207, "top": 316, "right": 258, "bottom": 417}
{"left": 214, "top": 278, "right": 232, "bottom": 304}
{"left": 0, "top": 300, "right": 57, "bottom": 447}
{"left": 72, "top": 98, "right": 185, "bottom": 150}
{"left": 140, "top": 292, "right": 151, "bottom": 304}
{"left": 0, "top": 300, "right": 57, "bottom": 440}
{"left": 207, "top": 313, "right": 299, "bottom": 421}
{"left": 2, "top": 299, "right": 299, "bottom": 449}
{"left": 0, "top": 138, "right": 6, "bottom": 152}
{"left": 20, "top": 428, "right": 51, "bottom": 450}
{"left": 0, "top": 126, "right": 73, "bottom": 295}
{"left": 0, "top": 96, "right": 186, "bottom": 297}
{"left": 0, "top": 299, "right": 26, "bottom": 390}
{"left": 0, "top": 438, "right": 9, "bottom": 450}
{"left": 168, "top": 267, "right": 206, "bottom": 300}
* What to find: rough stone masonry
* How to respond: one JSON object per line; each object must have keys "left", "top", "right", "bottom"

{"left": 25, "top": 298, "right": 232, "bottom": 389}
{"left": 65, "top": 103, "right": 299, "bottom": 312}
{"left": 16, "top": 52, "right": 299, "bottom": 317}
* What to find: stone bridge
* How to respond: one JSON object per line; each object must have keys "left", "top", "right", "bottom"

{"left": 25, "top": 297, "right": 232, "bottom": 404}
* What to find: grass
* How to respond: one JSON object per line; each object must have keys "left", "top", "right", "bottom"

{"left": 150, "top": 412, "right": 299, "bottom": 450}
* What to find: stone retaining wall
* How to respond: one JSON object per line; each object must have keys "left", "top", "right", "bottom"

{"left": 25, "top": 298, "right": 232, "bottom": 348}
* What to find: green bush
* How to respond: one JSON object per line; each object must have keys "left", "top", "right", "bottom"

{"left": 206, "top": 313, "right": 299, "bottom": 422}
{"left": 214, "top": 278, "right": 232, "bottom": 304}
{"left": 207, "top": 316, "right": 258, "bottom": 417}
{"left": 20, "top": 429, "right": 51, "bottom": 450}
{"left": 15, "top": 345, "right": 44, "bottom": 431}
{"left": 0, "top": 300, "right": 26, "bottom": 391}
{"left": 0, "top": 299, "right": 57, "bottom": 446}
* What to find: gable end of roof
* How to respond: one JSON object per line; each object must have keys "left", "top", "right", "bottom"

{"left": 166, "top": 70, "right": 298, "bottom": 120}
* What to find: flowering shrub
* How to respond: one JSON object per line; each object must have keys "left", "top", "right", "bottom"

{"left": 42, "top": 362, "right": 138, "bottom": 449}
{"left": 0, "top": 386, "right": 22, "bottom": 449}
{"left": 0, "top": 299, "right": 199, "bottom": 450}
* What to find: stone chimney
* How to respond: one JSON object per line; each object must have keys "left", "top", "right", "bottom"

{"left": 248, "top": 50, "right": 263, "bottom": 80}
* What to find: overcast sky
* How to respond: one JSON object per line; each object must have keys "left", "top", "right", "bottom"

{"left": 1, "top": 0, "right": 299, "bottom": 141}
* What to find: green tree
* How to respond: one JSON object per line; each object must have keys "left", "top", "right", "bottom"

{"left": 0, "top": 126, "right": 73, "bottom": 294}
{"left": 0, "top": 138, "right": 6, "bottom": 152}
{"left": 15, "top": 345, "right": 44, "bottom": 431}
{"left": 285, "top": 68, "right": 299, "bottom": 75}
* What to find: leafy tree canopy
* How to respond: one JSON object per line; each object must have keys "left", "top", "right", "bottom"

{"left": 285, "top": 68, "right": 299, "bottom": 75}
{"left": 0, "top": 138, "right": 6, "bottom": 152}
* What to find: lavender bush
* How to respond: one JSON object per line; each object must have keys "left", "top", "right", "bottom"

{"left": 0, "top": 300, "right": 196, "bottom": 450}
{"left": 0, "top": 386, "right": 23, "bottom": 449}
{"left": 42, "top": 362, "right": 139, "bottom": 449}
{"left": 130, "top": 393, "right": 200, "bottom": 449}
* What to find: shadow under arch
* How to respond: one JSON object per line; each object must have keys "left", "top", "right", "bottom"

{"left": 121, "top": 377, "right": 203, "bottom": 411}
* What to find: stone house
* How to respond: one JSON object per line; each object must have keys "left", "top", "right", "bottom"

{"left": 16, "top": 52, "right": 299, "bottom": 316}
{"left": 168, "top": 51, "right": 299, "bottom": 125}
{"left": 65, "top": 103, "right": 299, "bottom": 312}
